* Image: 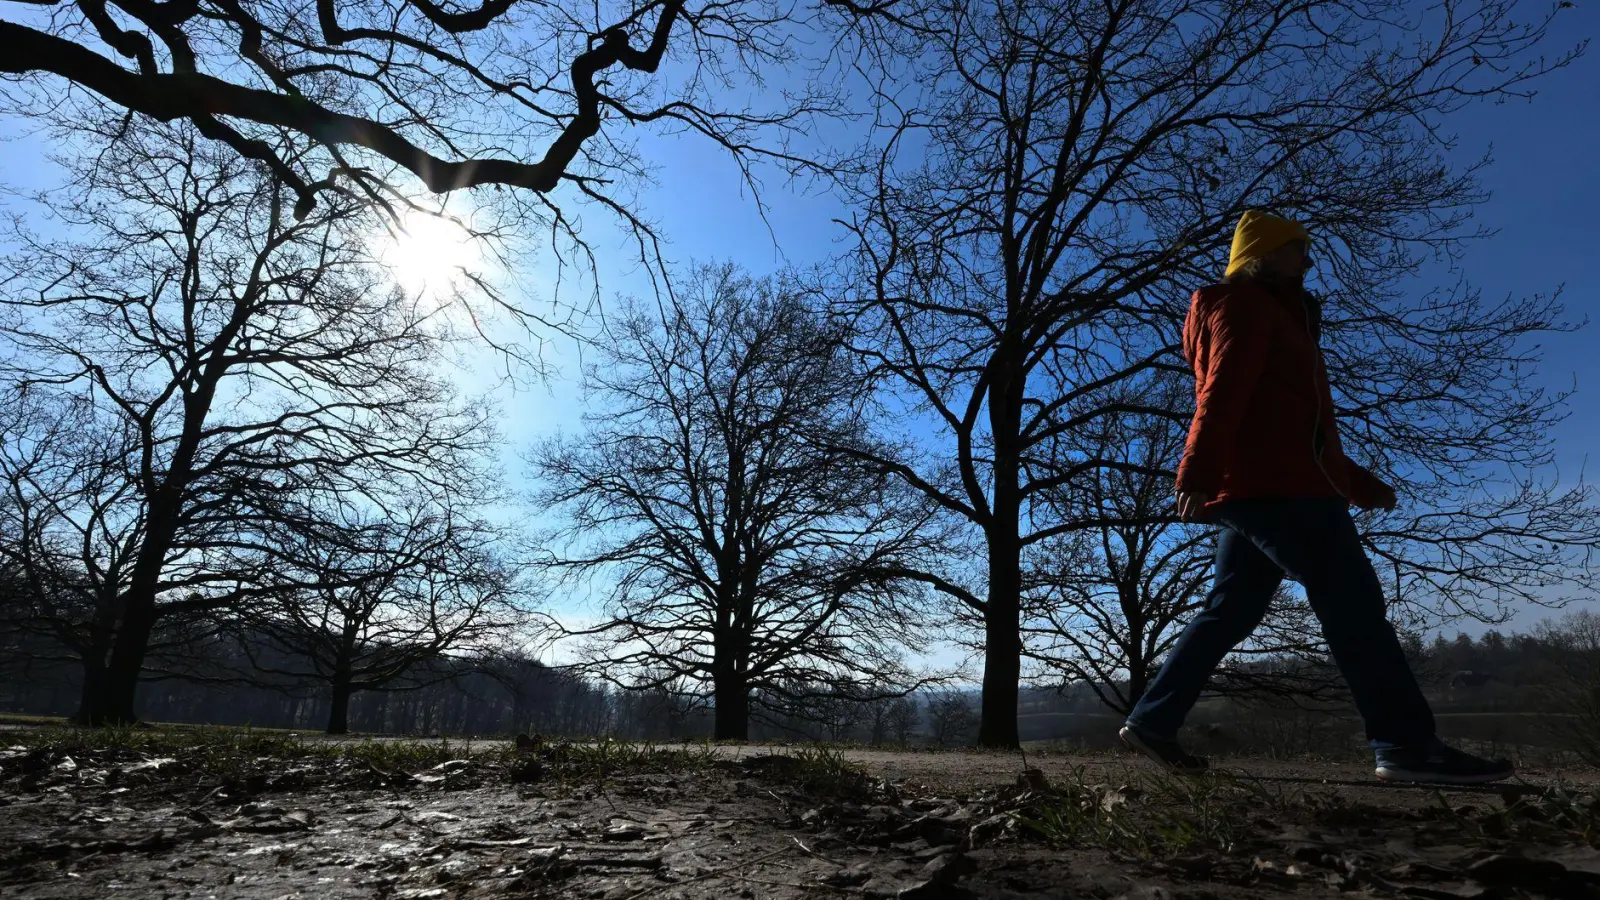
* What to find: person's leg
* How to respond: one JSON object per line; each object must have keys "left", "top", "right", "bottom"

{"left": 1222, "top": 498, "right": 1434, "bottom": 748}
{"left": 1125, "top": 524, "right": 1284, "bottom": 740}
{"left": 1226, "top": 499, "right": 1510, "bottom": 782}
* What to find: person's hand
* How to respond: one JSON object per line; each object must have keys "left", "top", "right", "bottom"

{"left": 1354, "top": 482, "right": 1398, "bottom": 511}
{"left": 1370, "top": 482, "right": 1398, "bottom": 512}
{"left": 1174, "top": 489, "right": 1211, "bottom": 521}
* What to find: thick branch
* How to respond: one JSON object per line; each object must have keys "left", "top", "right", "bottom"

{"left": 1, "top": 6, "right": 685, "bottom": 212}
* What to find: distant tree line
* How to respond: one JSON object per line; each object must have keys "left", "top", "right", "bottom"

{"left": 9, "top": 605, "right": 1600, "bottom": 758}
{"left": 0, "top": 612, "right": 939, "bottom": 743}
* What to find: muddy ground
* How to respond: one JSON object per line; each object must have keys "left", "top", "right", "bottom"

{"left": 3, "top": 735, "right": 1599, "bottom": 899}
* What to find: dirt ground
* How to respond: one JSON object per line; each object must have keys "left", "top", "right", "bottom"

{"left": 3, "top": 737, "right": 1599, "bottom": 900}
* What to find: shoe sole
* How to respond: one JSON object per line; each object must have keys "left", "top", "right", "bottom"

{"left": 1119, "top": 726, "right": 1205, "bottom": 774}
{"left": 1374, "top": 765, "right": 1514, "bottom": 785}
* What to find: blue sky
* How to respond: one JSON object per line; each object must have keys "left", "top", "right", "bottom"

{"left": 1431, "top": 34, "right": 1600, "bottom": 482}
{"left": 1, "top": 2, "right": 1595, "bottom": 653}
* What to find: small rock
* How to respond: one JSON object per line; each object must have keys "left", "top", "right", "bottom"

{"left": 1112, "top": 889, "right": 1174, "bottom": 900}
{"left": 867, "top": 804, "right": 905, "bottom": 823}
{"left": 602, "top": 821, "right": 645, "bottom": 842}
{"left": 508, "top": 759, "right": 547, "bottom": 781}
{"left": 968, "top": 812, "right": 1013, "bottom": 847}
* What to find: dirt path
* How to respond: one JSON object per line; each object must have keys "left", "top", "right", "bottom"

{"left": 4, "top": 738, "right": 1598, "bottom": 899}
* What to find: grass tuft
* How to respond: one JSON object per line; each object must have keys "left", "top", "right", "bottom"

{"left": 1014, "top": 765, "right": 1278, "bottom": 856}
{"left": 735, "top": 744, "right": 878, "bottom": 800}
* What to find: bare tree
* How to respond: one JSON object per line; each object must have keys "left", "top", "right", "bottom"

{"left": 862, "top": 693, "right": 918, "bottom": 746}
{"left": 0, "top": 120, "right": 494, "bottom": 724}
{"left": 834, "top": 0, "right": 1584, "bottom": 747}
{"left": 0, "top": 394, "right": 140, "bottom": 702}
{"left": 0, "top": 0, "right": 861, "bottom": 235}
{"left": 225, "top": 497, "right": 524, "bottom": 734}
{"left": 924, "top": 689, "right": 976, "bottom": 747}
{"left": 1536, "top": 610, "right": 1600, "bottom": 766}
{"left": 886, "top": 695, "right": 919, "bottom": 746}
{"left": 1022, "top": 391, "right": 1211, "bottom": 716}
{"left": 533, "top": 263, "right": 937, "bottom": 740}
{"left": 0, "top": 376, "right": 273, "bottom": 716}
{"left": 1023, "top": 381, "right": 1353, "bottom": 714}
{"left": 1325, "top": 281, "right": 1600, "bottom": 624}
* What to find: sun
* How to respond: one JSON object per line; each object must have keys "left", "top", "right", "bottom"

{"left": 380, "top": 208, "right": 484, "bottom": 301}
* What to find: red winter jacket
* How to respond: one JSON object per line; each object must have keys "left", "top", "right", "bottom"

{"left": 1174, "top": 281, "right": 1391, "bottom": 515}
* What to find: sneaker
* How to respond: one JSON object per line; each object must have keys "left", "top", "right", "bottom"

{"left": 1374, "top": 741, "right": 1514, "bottom": 785}
{"left": 1119, "top": 723, "right": 1209, "bottom": 774}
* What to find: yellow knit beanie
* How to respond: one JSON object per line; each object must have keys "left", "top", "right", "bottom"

{"left": 1225, "top": 210, "right": 1310, "bottom": 278}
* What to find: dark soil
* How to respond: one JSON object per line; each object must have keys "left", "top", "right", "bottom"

{"left": 3, "top": 737, "right": 1599, "bottom": 899}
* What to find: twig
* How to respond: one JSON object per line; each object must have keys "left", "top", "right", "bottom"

{"left": 791, "top": 836, "right": 844, "bottom": 867}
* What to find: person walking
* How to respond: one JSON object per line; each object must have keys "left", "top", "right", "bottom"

{"left": 1118, "top": 210, "right": 1514, "bottom": 785}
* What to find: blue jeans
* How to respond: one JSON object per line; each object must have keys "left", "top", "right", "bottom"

{"left": 1126, "top": 497, "right": 1435, "bottom": 751}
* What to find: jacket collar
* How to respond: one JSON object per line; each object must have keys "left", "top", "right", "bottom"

{"left": 1226, "top": 279, "right": 1320, "bottom": 339}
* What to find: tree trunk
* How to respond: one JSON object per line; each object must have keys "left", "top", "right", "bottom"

{"left": 97, "top": 362, "right": 223, "bottom": 725}
{"left": 1124, "top": 596, "right": 1149, "bottom": 715}
{"left": 712, "top": 662, "right": 749, "bottom": 740}
{"left": 977, "top": 352, "right": 1025, "bottom": 749}
{"left": 74, "top": 658, "right": 111, "bottom": 726}
{"left": 978, "top": 527, "right": 1022, "bottom": 748}
{"left": 72, "top": 603, "right": 118, "bottom": 725}
{"left": 327, "top": 628, "right": 358, "bottom": 734}
{"left": 97, "top": 492, "right": 187, "bottom": 724}
{"left": 327, "top": 681, "right": 352, "bottom": 734}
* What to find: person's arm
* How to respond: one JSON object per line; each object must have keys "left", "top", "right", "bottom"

{"left": 1175, "top": 292, "right": 1271, "bottom": 497}
{"left": 1342, "top": 456, "right": 1397, "bottom": 510}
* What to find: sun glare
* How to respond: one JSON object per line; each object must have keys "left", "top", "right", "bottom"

{"left": 381, "top": 209, "right": 484, "bottom": 301}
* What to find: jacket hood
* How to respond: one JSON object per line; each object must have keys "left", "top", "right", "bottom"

{"left": 1226, "top": 210, "right": 1310, "bottom": 278}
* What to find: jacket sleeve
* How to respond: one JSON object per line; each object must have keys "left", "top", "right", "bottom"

{"left": 1175, "top": 292, "right": 1270, "bottom": 496}
{"left": 1341, "top": 456, "right": 1392, "bottom": 509}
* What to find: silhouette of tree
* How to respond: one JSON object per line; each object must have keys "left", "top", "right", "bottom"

{"left": 834, "top": 0, "right": 1583, "bottom": 746}
{"left": 1022, "top": 387, "right": 1211, "bottom": 715}
{"left": 1536, "top": 611, "right": 1600, "bottom": 766}
{"left": 924, "top": 689, "right": 976, "bottom": 747}
{"left": 533, "top": 263, "right": 937, "bottom": 740}
{"left": 0, "top": 120, "right": 495, "bottom": 724}
{"left": 228, "top": 498, "right": 525, "bottom": 734}
{"left": 0, "top": 0, "right": 860, "bottom": 234}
